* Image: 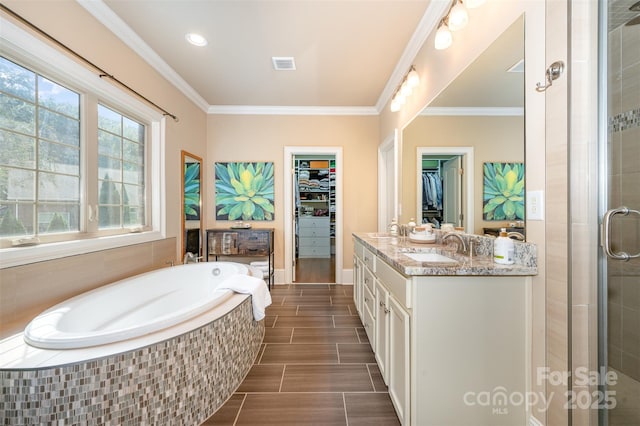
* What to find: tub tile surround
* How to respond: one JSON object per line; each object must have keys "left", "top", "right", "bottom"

{"left": 354, "top": 231, "right": 537, "bottom": 276}
{"left": 0, "top": 296, "right": 263, "bottom": 425}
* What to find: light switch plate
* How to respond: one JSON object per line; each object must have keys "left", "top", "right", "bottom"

{"left": 526, "top": 190, "right": 544, "bottom": 221}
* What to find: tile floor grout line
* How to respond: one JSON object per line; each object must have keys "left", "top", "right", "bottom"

{"left": 366, "top": 364, "right": 377, "bottom": 392}
{"left": 231, "top": 393, "right": 247, "bottom": 426}
{"left": 342, "top": 392, "right": 350, "bottom": 426}
{"left": 278, "top": 364, "right": 286, "bottom": 393}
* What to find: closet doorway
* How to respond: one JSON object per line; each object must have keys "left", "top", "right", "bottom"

{"left": 416, "top": 147, "right": 474, "bottom": 232}
{"left": 283, "top": 147, "right": 342, "bottom": 284}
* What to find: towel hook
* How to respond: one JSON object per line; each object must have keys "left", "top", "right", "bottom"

{"left": 536, "top": 61, "right": 565, "bottom": 92}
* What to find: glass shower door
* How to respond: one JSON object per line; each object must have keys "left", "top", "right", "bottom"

{"left": 600, "top": 1, "right": 640, "bottom": 424}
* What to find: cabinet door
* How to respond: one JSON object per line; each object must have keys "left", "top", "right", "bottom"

{"left": 374, "top": 280, "right": 389, "bottom": 385}
{"left": 353, "top": 256, "right": 362, "bottom": 316}
{"left": 362, "top": 284, "right": 376, "bottom": 350}
{"left": 388, "top": 295, "right": 410, "bottom": 426}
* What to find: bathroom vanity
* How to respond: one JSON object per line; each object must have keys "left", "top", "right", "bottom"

{"left": 352, "top": 232, "right": 537, "bottom": 426}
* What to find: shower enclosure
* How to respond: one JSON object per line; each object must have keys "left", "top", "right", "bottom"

{"left": 599, "top": 1, "right": 640, "bottom": 424}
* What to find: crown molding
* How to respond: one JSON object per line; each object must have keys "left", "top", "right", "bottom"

{"left": 208, "top": 105, "right": 379, "bottom": 116}
{"left": 77, "top": 0, "right": 210, "bottom": 112}
{"left": 375, "top": 0, "right": 451, "bottom": 113}
{"left": 421, "top": 107, "right": 524, "bottom": 116}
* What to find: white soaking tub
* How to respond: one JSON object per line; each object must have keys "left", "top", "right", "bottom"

{"left": 23, "top": 261, "right": 250, "bottom": 349}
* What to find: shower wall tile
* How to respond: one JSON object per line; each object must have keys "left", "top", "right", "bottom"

{"left": 621, "top": 64, "right": 640, "bottom": 112}
{"left": 621, "top": 23, "right": 640, "bottom": 69}
{"left": 620, "top": 351, "right": 640, "bottom": 381}
{"left": 622, "top": 306, "right": 640, "bottom": 358}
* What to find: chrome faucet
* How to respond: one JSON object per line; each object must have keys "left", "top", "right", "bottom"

{"left": 183, "top": 252, "right": 202, "bottom": 264}
{"left": 442, "top": 232, "right": 468, "bottom": 254}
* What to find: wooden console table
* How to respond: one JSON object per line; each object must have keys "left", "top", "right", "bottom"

{"left": 206, "top": 228, "right": 274, "bottom": 288}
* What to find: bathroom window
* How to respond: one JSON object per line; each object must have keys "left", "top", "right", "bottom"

{"left": 0, "top": 56, "right": 82, "bottom": 238}
{"left": 0, "top": 19, "right": 164, "bottom": 268}
{"left": 97, "top": 104, "right": 146, "bottom": 230}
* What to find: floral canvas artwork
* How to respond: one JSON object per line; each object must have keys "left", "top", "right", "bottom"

{"left": 483, "top": 162, "right": 525, "bottom": 221}
{"left": 215, "top": 162, "right": 275, "bottom": 221}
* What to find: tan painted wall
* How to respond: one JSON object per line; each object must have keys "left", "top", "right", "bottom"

{"left": 401, "top": 115, "right": 524, "bottom": 234}
{"left": 205, "top": 114, "right": 380, "bottom": 272}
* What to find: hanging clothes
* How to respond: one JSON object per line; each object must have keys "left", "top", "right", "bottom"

{"left": 422, "top": 171, "right": 442, "bottom": 211}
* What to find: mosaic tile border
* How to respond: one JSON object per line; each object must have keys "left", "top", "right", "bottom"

{"left": 609, "top": 108, "right": 640, "bottom": 133}
{"left": 0, "top": 297, "right": 264, "bottom": 425}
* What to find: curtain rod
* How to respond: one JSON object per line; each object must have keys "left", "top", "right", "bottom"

{"left": 0, "top": 4, "right": 179, "bottom": 122}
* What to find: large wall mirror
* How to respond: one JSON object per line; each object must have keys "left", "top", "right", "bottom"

{"left": 181, "top": 150, "right": 203, "bottom": 258}
{"left": 401, "top": 14, "right": 525, "bottom": 239}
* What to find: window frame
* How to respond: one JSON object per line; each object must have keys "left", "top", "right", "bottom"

{"left": 0, "top": 16, "right": 166, "bottom": 269}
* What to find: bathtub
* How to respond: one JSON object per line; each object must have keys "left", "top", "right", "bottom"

{"left": 24, "top": 261, "right": 250, "bottom": 350}
{"left": 1, "top": 259, "right": 264, "bottom": 424}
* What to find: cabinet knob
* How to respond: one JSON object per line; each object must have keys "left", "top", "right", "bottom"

{"left": 385, "top": 308, "right": 390, "bottom": 314}
{"left": 379, "top": 301, "right": 385, "bottom": 307}
{"left": 364, "top": 297, "right": 369, "bottom": 302}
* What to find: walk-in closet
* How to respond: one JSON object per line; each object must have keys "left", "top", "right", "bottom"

{"left": 294, "top": 155, "right": 336, "bottom": 283}
{"left": 420, "top": 155, "right": 462, "bottom": 228}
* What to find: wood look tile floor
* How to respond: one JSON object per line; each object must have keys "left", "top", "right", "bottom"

{"left": 202, "top": 284, "right": 400, "bottom": 426}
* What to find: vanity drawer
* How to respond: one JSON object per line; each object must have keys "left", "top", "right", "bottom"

{"left": 376, "top": 258, "right": 412, "bottom": 310}
{"left": 363, "top": 267, "right": 375, "bottom": 293}
{"left": 363, "top": 247, "right": 376, "bottom": 272}
{"left": 362, "top": 283, "right": 375, "bottom": 319}
{"left": 354, "top": 239, "right": 365, "bottom": 261}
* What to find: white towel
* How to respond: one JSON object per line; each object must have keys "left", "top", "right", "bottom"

{"left": 217, "top": 274, "right": 272, "bottom": 321}
{"left": 250, "top": 261, "right": 269, "bottom": 266}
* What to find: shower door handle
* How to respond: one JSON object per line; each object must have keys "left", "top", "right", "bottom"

{"left": 602, "top": 206, "right": 640, "bottom": 261}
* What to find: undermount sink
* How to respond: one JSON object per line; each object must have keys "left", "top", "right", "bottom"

{"left": 402, "top": 252, "right": 458, "bottom": 263}
{"left": 367, "top": 232, "right": 394, "bottom": 238}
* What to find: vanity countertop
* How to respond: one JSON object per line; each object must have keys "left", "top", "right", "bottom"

{"left": 353, "top": 232, "right": 537, "bottom": 277}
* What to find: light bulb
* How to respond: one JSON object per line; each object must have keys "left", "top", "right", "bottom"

{"left": 407, "top": 68, "right": 420, "bottom": 88}
{"left": 395, "top": 92, "right": 406, "bottom": 105}
{"left": 400, "top": 81, "right": 412, "bottom": 97}
{"left": 435, "top": 24, "right": 453, "bottom": 50}
{"left": 465, "top": 0, "right": 485, "bottom": 8}
{"left": 448, "top": 1, "right": 469, "bottom": 31}
{"left": 390, "top": 99, "right": 401, "bottom": 112}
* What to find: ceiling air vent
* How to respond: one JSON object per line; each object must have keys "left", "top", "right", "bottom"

{"left": 272, "top": 57, "right": 296, "bottom": 71}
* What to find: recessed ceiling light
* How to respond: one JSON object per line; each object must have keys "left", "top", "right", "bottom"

{"left": 185, "top": 33, "right": 207, "bottom": 47}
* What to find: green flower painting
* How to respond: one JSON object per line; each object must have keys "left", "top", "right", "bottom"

{"left": 215, "top": 162, "right": 275, "bottom": 221}
{"left": 184, "top": 162, "right": 200, "bottom": 220}
{"left": 483, "top": 162, "right": 525, "bottom": 221}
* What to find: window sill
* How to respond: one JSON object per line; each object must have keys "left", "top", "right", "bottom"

{"left": 0, "top": 231, "right": 166, "bottom": 269}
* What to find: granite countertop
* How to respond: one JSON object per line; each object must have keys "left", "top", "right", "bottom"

{"left": 353, "top": 232, "right": 538, "bottom": 277}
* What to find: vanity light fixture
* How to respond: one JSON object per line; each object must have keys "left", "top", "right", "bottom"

{"left": 390, "top": 66, "right": 420, "bottom": 112}
{"left": 448, "top": 0, "right": 469, "bottom": 31}
{"left": 185, "top": 32, "right": 208, "bottom": 47}
{"left": 434, "top": 0, "right": 484, "bottom": 50}
{"left": 434, "top": 20, "right": 453, "bottom": 50}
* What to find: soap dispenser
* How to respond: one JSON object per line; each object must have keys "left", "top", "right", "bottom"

{"left": 494, "top": 228, "right": 515, "bottom": 264}
{"left": 388, "top": 218, "right": 399, "bottom": 236}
